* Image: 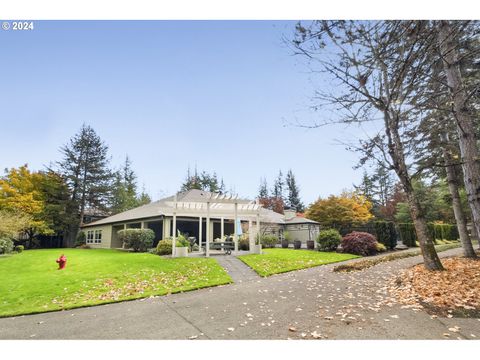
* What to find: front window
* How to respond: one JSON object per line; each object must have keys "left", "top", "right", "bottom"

{"left": 94, "top": 230, "right": 102, "bottom": 244}
{"left": 86, "top": 230, "right": 94, "bottom": 244}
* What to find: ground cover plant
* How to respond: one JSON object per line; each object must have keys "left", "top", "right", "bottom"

{"left": 238, "top": 248, "right": 358, "bottom": 277}
{"left": 0, "top": 248, "right": 232, "bottom": 317}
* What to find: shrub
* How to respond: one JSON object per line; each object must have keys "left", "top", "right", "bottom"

{"left": 117, "top": 228, "right": 155, "bottom": 252}
{"left": 239, "top": 237, "right": 250, "bottom": 251}
{"left": 316, "top": 228, "right": 342, "bottom": 251}
{"left": 14, "top": 245, "right": 24, "bottom": 253}
{"left": 341, "top": 231, "right": 378, "bottom": 256}
{"left": 176, "top": 232, "right": 190, "bottom": 248}
{"left": 397, "top": 223, "right": 417, "bottom": 247}
{"left": 75, "top": 231, "right": 86, "bottom": 247}
{"left": 374, "top": 221, "right": 397, "bottom": 249}
{"left": 283, "top": 231, "right": 292, "bottom": 243}
{"left": 155, "top": 238, "right": 183, "bottom": 255}
{"left": 0, "top": 238, "right": 14, "bottom": 255}
{"left": 375, "top": 242, "right": 387, "bottom": 253}
{"left": 260, "top": 234, "right": 278, "bottom": 248}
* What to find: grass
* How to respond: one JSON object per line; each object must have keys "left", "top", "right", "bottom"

{"left": 238, "top": 248, "right": 359, "bottom": 277}
{"left": 333, "top": 242, "right": 462, "bottom": 272}
{"left": 0, "top": 248, "right": 232, "bottom": 317}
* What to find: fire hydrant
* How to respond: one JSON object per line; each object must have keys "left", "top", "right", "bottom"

{"left": 56, "top": 254, "right": 67, "bottom": 270}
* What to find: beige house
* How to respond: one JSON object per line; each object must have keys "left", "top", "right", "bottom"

{"left": 81, "top": 189, "right": 320, "bottom": 255}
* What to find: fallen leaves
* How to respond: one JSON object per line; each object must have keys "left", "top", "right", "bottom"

{"left": 386, "top": 257, "right": 480, "bottom": 314}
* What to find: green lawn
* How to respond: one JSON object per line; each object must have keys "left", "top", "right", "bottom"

{"left": 238, "top": 248, "right": 359, "bottom": 277}
{"left": 0, "top": 248, "right": 232, "bottom": 317}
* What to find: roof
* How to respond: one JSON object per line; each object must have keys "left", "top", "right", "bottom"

{"left": 82, "top": 189, "right": 319, "bottom": 227}
{"left": 285, "top": 216, "right": 320, "bottom": 225}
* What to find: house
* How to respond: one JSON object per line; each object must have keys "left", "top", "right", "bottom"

{"left": 81, "top": 189, "right": 320, "bottom": 254}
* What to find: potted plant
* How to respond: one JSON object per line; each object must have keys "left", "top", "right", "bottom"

{"left": 175, "top": 232, "right": 189, "bottom": 257}
{"left": 282, "top": 231, "right": 291, "bottom": 248}
{"left": 293, "top": 239, "right": 302, "bottom": 249}
{"left": 306, "top": 240, "right": 315, "bottom": 250}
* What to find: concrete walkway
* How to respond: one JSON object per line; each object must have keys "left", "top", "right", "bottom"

{"left": 1, "top": 248, "right": 479, "bottom": 340}
{"left": 214, "top": 255, "right": 260, "bottom": 283}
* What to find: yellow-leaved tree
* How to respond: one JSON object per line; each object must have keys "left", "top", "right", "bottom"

{"left": 305, "top": 191, "right": 374, "bottom": 227}
{"left": 0, "top": 165, "right": 54, "bottom": 240}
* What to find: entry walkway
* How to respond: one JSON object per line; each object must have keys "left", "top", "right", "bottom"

{"left": 214, "top": 255, "right": 260, "bottom": 283}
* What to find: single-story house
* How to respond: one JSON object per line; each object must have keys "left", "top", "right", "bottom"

{"left": 81, "top": 189, "right": 320, "bottom": 255}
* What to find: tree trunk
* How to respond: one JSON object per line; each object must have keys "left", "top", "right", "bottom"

{"left": 442, "top": 145, "right": 477, "bottom": 258}
{"left": 384, "top": 111, "right": 444, "bottom": 270}
{"left": 438, "top": 20, "right": 480, "bottom": 244}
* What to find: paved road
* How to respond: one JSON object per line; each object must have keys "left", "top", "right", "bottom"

{"left": 1, "top": 248, "right": 479, "bottom": 340}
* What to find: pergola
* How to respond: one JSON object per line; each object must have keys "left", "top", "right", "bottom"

{"left": 166, "top": 193, "right": 262, "bottom": 257}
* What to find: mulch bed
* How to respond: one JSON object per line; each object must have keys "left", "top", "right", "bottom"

{"left": 387, "top": 256, "right": 480, "bottom": 317}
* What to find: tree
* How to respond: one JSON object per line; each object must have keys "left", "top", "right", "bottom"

{"left": 293, "top": 21, "right": 444, "bottom": 270}
{"left": 437, "top": 20, "right": 480, "bottom": 246}
{"left": 0, "top": 165, "right": 54, "bottom": 242}
{"left": 0, "top": 210, "right": 32, "bottom": 239}
{"left": 272, "top": 170, "right": 284, "bottom": 200}
{"left": 258, "top": 178, "right": 269, "bottom": 199}
{"left": 285, "top": 169, "right": 305, "bottom": 212}
{"left": 180, "top": 167, "right": 227, "bottom": 193}
{"left": 58, "top": 124, "right": 113, "bottom": 246}
{"left": 305, "top": 191, "right": 374, "bottom": 227}
{"left": 110, "top": 156, "right": 150, "bottom": 214}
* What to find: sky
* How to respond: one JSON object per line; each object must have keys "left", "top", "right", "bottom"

{"left": 0, "top": 20, "right": 366, "bottom": 205}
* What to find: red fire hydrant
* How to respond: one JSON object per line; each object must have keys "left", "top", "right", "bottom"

{"left": 56, "top": 254, "right": 67, "bottom": 270}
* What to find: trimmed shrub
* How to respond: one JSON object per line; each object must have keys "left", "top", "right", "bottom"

{"left": 375, "top": 242, "right": 387, "bottom": 253}
{"left": 342, "top": 231, "right": 378, "bottom": 256}
{"left": 14, "top": 245, "right": 24, "bottom": 253}
{"left": 260, "top": 234, "right": 278, "bottom": 248}
{"left": 239, "top": 238, "right": 250, "bottom": 251}
{"left": 75, "top": 231, "right": 86, "bottom": 247}
{"left": 0, "top": 238, "right": 14, "bottom": 255}
{"left": 155, "top": 238, "right": 183, "bottom": 255}
{"left": 374, "top": 221, "right": 397, "bottom": 249}
{"left": 397, "top": 223, "right": 417, "bottom": 247}
{"left": 316, "top": 228, "right": 342, "bottom": 252}
{"left": 118, "top": 228, "right": 155, "bottom": 252}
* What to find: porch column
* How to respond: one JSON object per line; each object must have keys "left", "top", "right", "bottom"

{"left": 221, "top": 217, "right": 225, "bottom": 240}
{"left": 248, "top": 219, "right": 254, "bottom": 252}
{"left": 256, "top": 213, "right": 261, "bottom": 246}
{"left": 198, "top": 216, "right": 203, "bottom": 252}
{"left": 172, "top": 194, "right": 177, "bottom": 257}
{"left": 123, "top": 224, "right": 127, "bottom": 249}
{"left": 234, "top": 202, "right": 238, "bottom": 252}
{"left": 141, "top": 221, "right": 145, "bottom": 230}
{"left": 206, "top": 201, "right": 211, "bottom": 257}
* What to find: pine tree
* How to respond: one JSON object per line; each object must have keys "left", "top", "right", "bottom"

{"left": 58, "top": 124, "right": 113, "bottom": 246}
{"left": 285, "top": 169, "right": 304, "bottom": 212}
{"left": 110, "top": 156, "right": 144, "bottom": 214}
{"left": 273, "top": 170, "right": 284, "bottom": 200}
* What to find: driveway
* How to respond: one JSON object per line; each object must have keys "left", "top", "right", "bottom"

{"left": 1, "top": 248, "right": 479, "bottom": 340}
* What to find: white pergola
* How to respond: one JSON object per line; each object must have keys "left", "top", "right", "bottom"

{"left": 165, "top": 193, "right": 262, "bottom": 257}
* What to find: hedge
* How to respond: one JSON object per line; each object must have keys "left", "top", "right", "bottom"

{"left": 397, "top": 223, "right": 459, "bottom": 246}
{"left": 336, "top": 221, "right": 397, "bottom": 249}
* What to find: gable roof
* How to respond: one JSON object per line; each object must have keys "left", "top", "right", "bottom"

{"left": 82, "top": 189, "right": 319, "bottom": 227}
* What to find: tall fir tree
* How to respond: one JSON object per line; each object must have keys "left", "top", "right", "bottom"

{"left": 58, "top": 124, "right": 113, "bottom": 247}
{"left": 285, "top": 169, "right": 304, "bottom": 212}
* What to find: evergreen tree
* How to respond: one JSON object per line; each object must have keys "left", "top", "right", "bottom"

{"left": 285, "top": 169, "right": 304, "bottom": 212}
{"left": 180, "top": 167, "right": 227, "bottom": 194}
{"left": 258, "top": 178, "right": 269, "bottom": 199}
{"left": 58, "top": 124, "right": 113, "bottom": 247}
{"left": 111, "top": 156, "right": 151, "bottom": 214}
{"left": 273, "top": 170, "right": 284, "bottom": 200}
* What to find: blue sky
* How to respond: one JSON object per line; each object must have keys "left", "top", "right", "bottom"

{"left": 0, "top": 20, "right": 365, "bottom": 205}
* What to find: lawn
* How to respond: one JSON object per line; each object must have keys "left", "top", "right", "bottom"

{"left": 0, "top": 248, "right": 232, "bottom": 317}
{"left": 238, "top": 248, "right": 359, "bottom": 277}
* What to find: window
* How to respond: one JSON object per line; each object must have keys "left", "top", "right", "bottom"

{"left": 94, "top": 230, "right": 102, "bottom": 244}
{"left": 86, "top": 230, "right": 102, "bottom": 244}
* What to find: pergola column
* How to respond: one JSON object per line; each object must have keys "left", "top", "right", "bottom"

{"left": 248, "top": 219, "right": 254, "bottom": 252}
{"left": 256, "top": 212, "right": 261, "bottom": 244}
{"left": 206, "top": 201, "right": 210, "bottom": 257}
{"left": 198, "top": 216, "right": 203, "bottom": 252}
{"left": 172, "top": 194, "right": 177, "bottom": 257}
{"left": 234, "top": 202, "right": 238, "bottom": 252}
{"left": 221, "top": 217, "right": 225, "bottom": 240}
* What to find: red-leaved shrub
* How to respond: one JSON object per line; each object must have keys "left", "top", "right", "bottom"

{"left": 341, "top": 231, "right": 378, "bottom": 256}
